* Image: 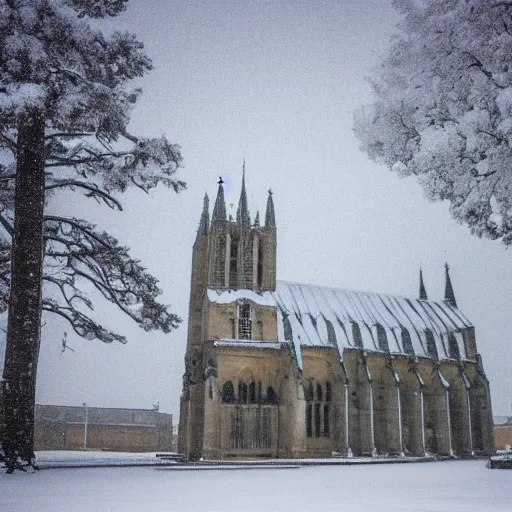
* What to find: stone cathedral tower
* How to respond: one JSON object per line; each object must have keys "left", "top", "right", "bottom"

{"left": 179, "top": 170, "right": 280, "bottom": 460}
{"left": 179, "top": 168, "right": 494, "bottom": 462}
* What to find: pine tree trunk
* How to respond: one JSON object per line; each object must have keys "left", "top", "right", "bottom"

{"left": 0, "top": 110, "right": 45, "bottom": 472}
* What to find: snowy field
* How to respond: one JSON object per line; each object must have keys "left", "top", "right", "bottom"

{"left": 1, "top": 460, "right": 511, "bottom": 512}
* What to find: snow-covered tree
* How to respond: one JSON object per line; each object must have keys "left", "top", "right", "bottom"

{"left": 0, "top": 0, "right": 184, "bottom": 472}
{"left": 354, "top": 0, "right": 512, "bottom": 245}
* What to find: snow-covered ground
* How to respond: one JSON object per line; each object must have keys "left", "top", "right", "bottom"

{"left": 2, "top": 460, "right": 510, "bottom": 512}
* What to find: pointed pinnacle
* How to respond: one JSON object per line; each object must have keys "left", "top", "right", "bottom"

{"left": 211, "top": 178, "right": 226, "bottom": 226}
{"left": 198, "top": 193, "right": 209, "bottom": 235}
{"left": 254, "top": 211, "right": 260, "bottom": 228}
{"left": 444, "top": 263, "right": 457, "bottom": 308}
{"left": 419, "top": 268, "right": 428, "bottom": 300}
{"left": 236, "top": 161, "right": 250, "bottom": 229}
{"left": 265, "top": 188, "right": 276, "bottom": 228}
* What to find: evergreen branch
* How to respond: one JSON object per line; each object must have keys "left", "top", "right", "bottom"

{"left": 45, "top": 181, "right": 123, "bottom": 210}
{"left": 44, "top": 216, "right": 112, "bottom": 248}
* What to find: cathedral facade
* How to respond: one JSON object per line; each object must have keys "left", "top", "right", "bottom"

{"left": 178, "top": 174, "right": 495, "bottom": 460}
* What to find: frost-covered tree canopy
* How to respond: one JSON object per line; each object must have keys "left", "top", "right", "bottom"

{"left": 353, "top": 0, "right": 512, "bottom": 245}
{"left": 0, "top": 0, "right": 185, "bottom": 343}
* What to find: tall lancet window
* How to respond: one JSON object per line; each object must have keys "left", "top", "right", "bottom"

{"left": 257, "top": 242, "right": 263, "bottom": 288}
{"left": 376, "top": 324, "right": 389, "bottom": 353}
{"left": 214, "top": 234, "right": 226, "bottom": 286}
{"left": 238, "top": 302, "right": 252, "bottom": 339}
{"left": 229, "top": 237, "right": 238, "bottom": 289}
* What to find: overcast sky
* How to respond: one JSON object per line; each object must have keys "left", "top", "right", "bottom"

{"left": 31, "top": 0, "right": 512, "bottom": 418}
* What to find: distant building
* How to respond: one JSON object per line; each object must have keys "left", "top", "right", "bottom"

{"left": 35, "top": 404, "right": 173, "bottom": 452}
{"left": 494, "top": 416, "right": 512, "bottom": 450}
{"left": 179, "top": 170, "right": 495, "bottom": 460}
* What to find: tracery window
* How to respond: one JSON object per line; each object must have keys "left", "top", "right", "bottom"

{"left": 224, "top": 379, "right": 275, "bottom": 405}
{"left": 238, "top": 382, "right": 248, "bottom": 403}
{"left": 305, "top": 380, "right": 331, "bottom": 438}
{"left": 238, "top": 302, "right": 252, "bottom": 339}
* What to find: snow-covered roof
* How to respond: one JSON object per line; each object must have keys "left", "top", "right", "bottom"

{"left": 207, "top": 281, "right": 473, "bottom": 367}
{"left": 274, "top": 281, "right": 472, "bottom": 361}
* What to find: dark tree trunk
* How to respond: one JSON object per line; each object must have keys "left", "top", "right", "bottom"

{"left": 1, "top": 110, "right": 45, "bottom": 473}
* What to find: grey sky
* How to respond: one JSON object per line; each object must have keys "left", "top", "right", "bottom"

{"left": 34, "top": 0, "right": 512, "bottom": 418}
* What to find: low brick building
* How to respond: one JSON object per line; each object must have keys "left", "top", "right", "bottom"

{"left": 494, "top": 416, "right": 512, "bottom": 450}
{"left": 35, "top": 404, "right": 173, "bottom": 452}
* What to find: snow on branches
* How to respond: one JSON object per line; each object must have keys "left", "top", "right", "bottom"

{"left": 354, "top": 0, "right": 512, "bottom": 245}
{"left": 42, "top": 217, "right": 181, "bottom": 344}
{"left": 0, "top": 0, "right": 185, "bottom": 343}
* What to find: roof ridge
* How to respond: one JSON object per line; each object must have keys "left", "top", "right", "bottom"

{"left": 276, "top": 280, "right": 443, "bottom": 305}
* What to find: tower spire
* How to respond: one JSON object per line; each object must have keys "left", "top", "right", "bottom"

{"left": 211, "top": 177, "right": 226, "bottom": 226}
{"left": 236, "top": 160, "right": 250, "bottom": 230}
{"left": 265, "top": 188, "right": 276, "bottom": 228}
{"left": 444, "top": 263, "right": 457, "bottom": 308}
{"left": 197, "top": 193, "right": 209, "bottom": 235}
{"left": 419, "top": 268, "right": 428, "bottom": 300}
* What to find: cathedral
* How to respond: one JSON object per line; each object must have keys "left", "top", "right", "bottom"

{"left": 178, "top": 172, "right": 495, "bottom": 460}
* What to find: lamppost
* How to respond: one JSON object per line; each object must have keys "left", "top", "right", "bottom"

{"left": 83, "top": 402, "right": 88, "bottom": 451}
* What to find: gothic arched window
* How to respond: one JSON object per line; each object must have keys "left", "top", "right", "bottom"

{"left": 314, "top": 403, "right": 321, "bottom": 437}
{"left": 448, "top": 333, "right": 461, "bottom": 360}
{"left": 425, "top": 329, "right": 438, "bottom": 360}
{"left": 283, "top": 314, "right": 293, "bottom": 341}
{"left": 352, "top": 322, "right": 363, "bottom": 348}
{"left": 221, "top": 381, "right": 235, "bottom": 403}
{"left": 401, "top": 328, "right": 414, "bottom": 355}
{"left": 214, "top": 235, "right": 226, "bottom": 286}
{"left": 376, "top": 324, "right": 389, "bottom": 353}
{"left": 324, "top": 317, "right": 337, "bottom": 345}
{"left": 229, "top": 237, "right": 238, "bottom": 288}
{"left": 257, "top": 242, "right": 263, "bottom": 288}
{"left": 316, "top": 383, "right": 323, "bottom": 402}
{"left": 323, "top": 404, "right": 330, "bottom": 437}
{"left": 305, "top": 380, "right": 330, "bottom": 439}
{"left": 306, "top": 403, "right": 312, "bottom": 438}
{"left": 267, "top": 386, "right": 278, "bottom": 404}
{"left": 238, "top": 382, "right": 248, "bottom": 403}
